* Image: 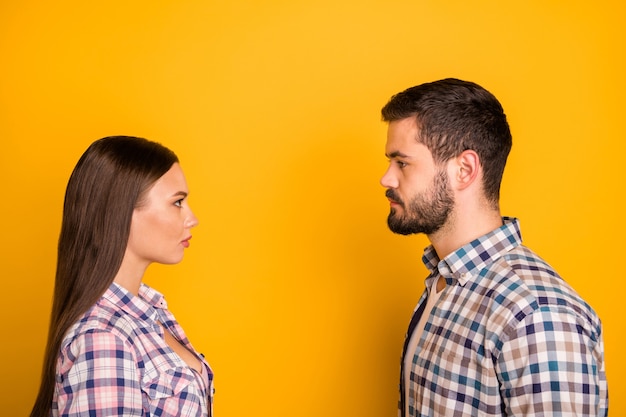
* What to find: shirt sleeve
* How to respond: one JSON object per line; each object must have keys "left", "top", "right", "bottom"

{"left": 56, "top": 329, "right": 143, "bottom": 416}
{"left": 496, "top": 306, "right": 607, "bottom": 416}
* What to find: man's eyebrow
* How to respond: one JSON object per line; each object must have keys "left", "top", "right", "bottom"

{"left": 386, "top": 150, "right": 410, "bottom": 159}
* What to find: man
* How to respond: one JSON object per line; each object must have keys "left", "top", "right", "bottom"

{"left": 380, "top": 79, "right": 607, "bottom": 416}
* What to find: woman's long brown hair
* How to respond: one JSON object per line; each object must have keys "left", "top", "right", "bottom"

{"left": 30, "top": 136, "right": 178, "bottom": 417}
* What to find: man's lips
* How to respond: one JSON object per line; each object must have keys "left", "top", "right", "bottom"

{"left": 385, "top": 190, "right": 403, "bottom": 207}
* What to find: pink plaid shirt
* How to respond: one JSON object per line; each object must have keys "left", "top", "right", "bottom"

{"left": 52, "top": 283, "right": 214, "bottom": 416}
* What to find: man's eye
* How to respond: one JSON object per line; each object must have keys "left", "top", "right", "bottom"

{"left": 397, "top": 161, "right": 407, "bottom": 168}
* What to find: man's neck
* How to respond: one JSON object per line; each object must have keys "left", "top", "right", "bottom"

{"left": 429, "top": 208, "right": 503, "bottom": 261}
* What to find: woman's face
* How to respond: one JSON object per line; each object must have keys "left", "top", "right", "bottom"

{"left": 125, "top": 163, "right": 199, "bottom": 269}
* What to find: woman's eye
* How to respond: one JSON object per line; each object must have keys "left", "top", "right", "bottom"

{"left": 174, "top": 199, "right": 184, "bottom": 207}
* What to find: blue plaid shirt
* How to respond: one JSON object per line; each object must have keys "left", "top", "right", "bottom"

{"left": 400, "top": 217, "right": 607, "bottom": 416}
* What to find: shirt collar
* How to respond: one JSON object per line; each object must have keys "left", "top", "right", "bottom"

{"left": 422, "top": 216, "right": 522, "bottom": 287}
{"left": 103, "top": 282, "right": 168, "bottom": 323}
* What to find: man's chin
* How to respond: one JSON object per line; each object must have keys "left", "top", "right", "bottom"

{"left": 387, "top": 215, "right": 418, "bottom": 236}
{"left": 390, "top": 228, "right": 416, "bottom": 236}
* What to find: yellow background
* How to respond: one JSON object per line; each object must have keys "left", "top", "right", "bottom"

{"left": 1, "top": 1, "right": 623, "bottom": 415}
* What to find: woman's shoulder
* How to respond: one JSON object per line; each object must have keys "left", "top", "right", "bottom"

{"left": 62, "top": 296, "right": 142, "bottom": 350}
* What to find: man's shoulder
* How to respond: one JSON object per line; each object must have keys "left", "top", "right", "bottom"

{"left": 501, "top": 244, "right": 558, "bottom": 278}
{"left": 488, "top": 245, "right": 600, "bottom": 327}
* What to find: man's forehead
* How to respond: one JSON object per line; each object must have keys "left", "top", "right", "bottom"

{"left": 385, "top": 120, "right": 422, "bottom": 151}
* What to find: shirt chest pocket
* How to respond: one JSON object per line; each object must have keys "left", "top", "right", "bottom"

{"left": 142, "top": 365, "right": 196, "bottom": 400}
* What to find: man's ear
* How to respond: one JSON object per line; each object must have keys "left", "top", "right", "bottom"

{"left": 453, "top": 150, "right": 480, "bottom": 190}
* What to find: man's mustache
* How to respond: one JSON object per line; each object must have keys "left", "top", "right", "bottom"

{"left": 385, "top": 189, "right": 404, "bottom": 207}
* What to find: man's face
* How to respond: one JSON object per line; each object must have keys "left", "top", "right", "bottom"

{"left": 380, "top": 117, "right": 454, "bottom": 236}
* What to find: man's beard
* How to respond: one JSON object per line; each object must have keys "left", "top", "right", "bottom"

{"left": 386, "top": 170, "right": 454, "bottom": 236}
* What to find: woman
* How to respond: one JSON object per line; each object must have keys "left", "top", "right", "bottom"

{"left": 31, "top": 136, "right": 214, "bottom": 416}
